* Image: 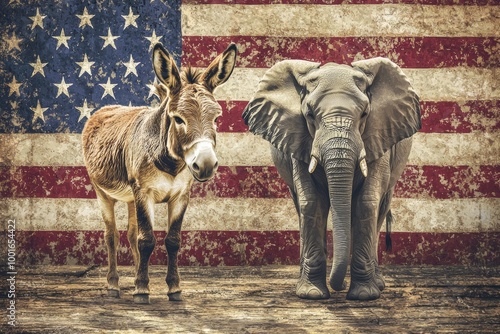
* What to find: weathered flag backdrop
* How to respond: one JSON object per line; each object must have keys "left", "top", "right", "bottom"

{"left": 1, "top": 0, "right": 498, "bottom": 266}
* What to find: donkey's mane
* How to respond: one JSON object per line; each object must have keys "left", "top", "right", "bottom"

{"left": 181, "top": 67, "right": 203, "bottom": 84}
{"left": 152, "top": 67, "right": 204, "bottom": 102}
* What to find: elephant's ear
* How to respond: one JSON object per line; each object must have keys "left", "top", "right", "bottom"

{"left": 352, "top": 57, "right": 421, "bottom": 163}
{"left": 242, "top": 60, "right": 320, "bottom": 163}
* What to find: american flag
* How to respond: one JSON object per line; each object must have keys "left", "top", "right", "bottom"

{"left": 1, "top": 0, "right": 498, "bottom": 266}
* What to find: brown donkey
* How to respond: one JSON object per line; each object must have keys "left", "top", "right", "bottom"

{"left": 82, "top": 43, "right": 237, "bottom": 304}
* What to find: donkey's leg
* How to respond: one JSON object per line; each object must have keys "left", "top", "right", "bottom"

{"left": 95, "top": 187, "right": 120, "bottom": 297}
{"left": 131, "top": 186, "right": 156, "bottom": 304}
{"left": 165, "top": 195, "right": 189, "bottom": 301}
{"left": 126, "top": 201, "right": 139, "bottom": 272}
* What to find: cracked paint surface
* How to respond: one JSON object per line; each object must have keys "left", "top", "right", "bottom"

{"left": 1, "top": 1, "right": 498, "bottom": 267}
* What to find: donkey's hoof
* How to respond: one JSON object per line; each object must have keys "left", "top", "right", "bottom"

{"left": 107, "top": 289, "right": 120, "bottom": 298}
{"left": 133, "top": 293, "right": 150, "bottom": 304}
{"left": 168, "top": 291, "right": 182, "bottom": 302}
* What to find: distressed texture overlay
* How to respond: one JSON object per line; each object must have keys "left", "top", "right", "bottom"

{"left": 0, "top": 0, "right": 499, "bottom": 266}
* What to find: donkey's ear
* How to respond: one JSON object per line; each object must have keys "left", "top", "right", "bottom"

{"left": 152, "top": 43, "right": 181, "bottom": 95}
{"left": 242, "top": 60, "right": 320, "bottom": 163}
{"left": 201, "top": 43, "right": 238, "bottom": 92}
{"left": 352, "top": 57, "right": 421, "bottom": 163}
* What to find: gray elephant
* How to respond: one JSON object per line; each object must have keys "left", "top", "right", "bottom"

{"left": 242, "top": 58, "right": 421, "bottom": 301}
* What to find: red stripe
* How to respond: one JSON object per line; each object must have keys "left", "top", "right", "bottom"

{"left": 2, "top": 165, "right": 498, "bottom": 199}
{"left": 420, "top": 101, "right": 500, "bottom": 133}
{"left": 15, "top": 230, "right": 500, "bottom": 266}
{"left": 1, "top": 166, "right": 94, "bottom": 199}
{"left": 219, "top": 100, "right": 500, "bottom": 134}
{"left": 183, "top": 36, "right": 499, "bottom": 68}
{"left": 217, "top": 101, "right": 248, "bottom": 132}
{"left": 395, "top": 165, "right": 500, "bottom": 199}
{"left": 183, "top": 0, "right": 496, "bottom": 5}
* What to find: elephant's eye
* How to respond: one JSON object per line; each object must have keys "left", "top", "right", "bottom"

{"left": 306, "top": 110, "right": 315, "bottom": 120}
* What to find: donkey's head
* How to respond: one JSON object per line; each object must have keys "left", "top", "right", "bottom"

{"left": 152, "top": 43, "right": 237, "bottom": 182}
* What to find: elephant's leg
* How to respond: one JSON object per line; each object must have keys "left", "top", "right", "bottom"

{"left": 164, "top": 195, "right": 188, "bottom": 302}
{"left": 95, "top": 187, "right": 120, "bottom": 297}
{"left": 372, "top": 189, "right": 395, "bottom": 292}
{"left": 347, "top": 157, "right": 391, "bottom": 301}
{"left": 371, "top": 138, "right": 412, "bottom": 292}
{"left": 348, "top": 197, "right": 380, "bottom": 300}
{"left": 292, "top": 159, "right": 330, "bottom": 300}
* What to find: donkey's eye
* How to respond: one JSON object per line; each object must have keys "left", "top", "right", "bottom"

{"left": 174, "top": 116, "right": 185, "bottom": 125}
{"left": 306, "top": 110, "right": 315, "bottom": 120}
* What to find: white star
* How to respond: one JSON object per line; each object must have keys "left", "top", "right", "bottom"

{"left": 76, "top": 53, "right": 94, "bottom": 77}
{"left": 122, "top": 7, "right": 139, "bottom": 30}
{"left": 147, "top": 77, "right": 159, "bottom": 99}
{"left": 145, "top": 29, "right": 162, "bottom": 52}
{"left": 4, "top": 32, "right": 23, "bottom": 52}
{"left": 52, "top": 28, "right": 71, "bottom": 50}
{"left": 76, "top": 7, "right": 94, "bottom": 29}
{"left": 29, "top": 8, "right": 46, "bottom": 30}
{"left": 30, "top": 100, "right": 48, "bottom": 123}
{"left": 100, "top": 28, "right": 120, "bottom": 50}
{"left": 29, "top": 56, "right": 48, "bottom": 77}
{"left": 7, "top": 76, "right": 22, "bottom": 97}
{"left": 54, "top": 77, "right": 73, "bottom": 98}
{"left": 10, "top": 101, "right": 19, "bottom": 112}
{"left": 123, "top": 55, "right": 140, "bottom": 77}
{"left": 99, "top": 78, "right": 117, "bottom": 99}
{"left": 76, "top": 99, "right": 94, "bottom": 122}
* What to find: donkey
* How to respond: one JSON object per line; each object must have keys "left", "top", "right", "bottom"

{"left": 82, "top": 43, "right": 237, "bottom": 304}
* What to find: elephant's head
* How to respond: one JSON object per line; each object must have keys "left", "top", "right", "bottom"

{"left": 242, "top": 58, "right": 421, "bottom": 290}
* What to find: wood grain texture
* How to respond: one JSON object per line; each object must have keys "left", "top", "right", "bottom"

{"left": 3, "top": 265, "right": 499, "bottom": 333}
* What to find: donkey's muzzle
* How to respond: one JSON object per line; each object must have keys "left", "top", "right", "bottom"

{"left": 185, "top": 140, "right": 218, "bottom": 182}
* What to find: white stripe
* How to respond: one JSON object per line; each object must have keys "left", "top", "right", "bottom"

{"left": 220, "top": 133, "right": 500, "bottom": 167}
{"left": 215, "top": 68, "right": 500, "bottom": 102}
{"left": 182, "top": 4, "right": 499, "bottom": 38}
{"left": 3, "top": 197, "right": 499, "bottom": 233}
{"left": 1, "top": 132, "right": 498, "bottom": 167}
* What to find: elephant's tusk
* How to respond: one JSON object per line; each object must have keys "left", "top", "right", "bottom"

{"left": 360, "top": 158, "right": 368, "bottom": 177}
{"left": 308, "top": 156, "right": 318, "bottom": 174}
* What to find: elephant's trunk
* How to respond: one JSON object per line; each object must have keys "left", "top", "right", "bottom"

{"left": 322, "top": 139, "right": 358, "bottom": 291}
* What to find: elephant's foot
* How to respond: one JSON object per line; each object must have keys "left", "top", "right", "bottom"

{"left": 296, "top": 278, "right": 330, "bottom": 300}
{"left": 346, "top": 280, "right": 380, "bottom": 301}
{"left": 374, "top": 266, "right": 385, "bottom": 291}
{"left": 374, "top": 273, "right": 385, "bottom": 291}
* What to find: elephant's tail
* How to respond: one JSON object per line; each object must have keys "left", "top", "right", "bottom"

{"left": 386, "top": 210, "right": 393, "bottom": 252}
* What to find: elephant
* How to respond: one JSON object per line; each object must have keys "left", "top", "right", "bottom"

{"left": 242, "top": 57, "right": 421, "bottom": 301}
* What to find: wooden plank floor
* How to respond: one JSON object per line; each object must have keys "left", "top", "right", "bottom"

{"left": 2, "top": 265, "right": 499, "bottom": 333}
